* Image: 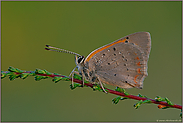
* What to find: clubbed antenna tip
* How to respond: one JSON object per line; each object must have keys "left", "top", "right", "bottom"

{"left": 45, "top": 45, "right": 50, "bottom": 47}
{"left": 45, "top": 48, "right": 50, "bottom": 50}
{"left": 44, "top": 45, "right": 82, "bottom": 56}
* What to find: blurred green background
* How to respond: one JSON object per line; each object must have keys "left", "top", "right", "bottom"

{"left": 1, "top": 1, "right": 182, "bottom": 122}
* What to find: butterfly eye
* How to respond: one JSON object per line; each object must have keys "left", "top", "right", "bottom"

{"left": 78, "top": 56, "right": 85, "bottom": 64}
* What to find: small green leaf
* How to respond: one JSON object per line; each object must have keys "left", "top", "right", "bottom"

{"left": 93, "top": 84, "right": 108, "bottom": 92}
{"left": 21, "top": 73, "right": 29, "bottom": 79}
{"left": 121, "top": 97, "right": 129, "bottom": 100}
{"left": 180, "top": 112, "right": 182, "bottom": 118}
{"left": 1, "top": 71, "right": 7, "bottom": 79}
{"left": 93, "top": 85, "right": 102, "bottom": 91}
{"left": 35, "top": 69, "right": 46, "bottom": 74}
{"left": 53, "top": 73, "right": 60, "bottom": 75}
{"left": 15, "top": 68, "right": 24, "bottom": 73}
{"left": 53, "top": 76, "right": 63, "bottom": 83}
{"left": 9, "top": 74, "right": 18, "bottom": 81}
{"left": 84, "top": 80, "right": 89, "bottom": 84}
{"left": 61, "top": 77, "right": 70, "bottom": 81}
{"left": 155, "top": 96, "right": 165, "bottom": 102}
{"left": 35, "top": 75, "right": 48, "bottom": 81}
{"left": 70, "top": 83, "right": 82, "bottom": 90}
{"left": 73, "top": 73, "right": 82, "bottom": 80}
{"left": 112, "top": 96, "right": 129, "bottom": 104}
{"left": 123, "top": 89, "right": 129, "bottom": 95}
{"left": 8, "top": 66, "right": 17, "bottom": 72}
{"left": 134, "top": 100, "right": 143, "bottom": 109}
{"left": 8, "top": 67, "right": 23, "bottom": 73}
{"left": 9, "top": 75, "right": 16, "bottom": 80}
{"left": 115, "top": 87, "right": 129, "bottom": 95}
{"left": 142, "top": 99, "right": 152, "bottom": 104}
{"left": 138, "top": 93, "right": 148, "bottom": 98}
{"left": 134, "top": 100, "right": 151, "bottom": 109}
{"left": 43, "top": 70, "right": 52, "bottom": 75}
{"left": 115, "top": 87, "right": 123, "bottom": 92}
{"left": 112, "top": 96, "right": 121, "bottom": 104}
{"left": 165, "top": 97, "right": 173, "bottom": 106}
{"left": 1, "top": 74, "right": 6, "bottom": 79}
{"left": 70, "top": 84, "right": 76, "bottom": 90}
{"left": 138, "top": 93, "right": 143, "bottom": 97}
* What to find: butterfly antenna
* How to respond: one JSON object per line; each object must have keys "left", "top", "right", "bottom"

{"left": 45, "top": 45, "right": 81, "bottom": 56}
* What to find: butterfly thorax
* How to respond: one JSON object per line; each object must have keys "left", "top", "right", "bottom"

{"left": 75, "top": 55, "right": 98, "bottom": 83}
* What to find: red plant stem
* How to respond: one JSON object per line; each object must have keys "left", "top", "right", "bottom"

{"left": 15, "top": 71, "right": 182, "bottom": 110}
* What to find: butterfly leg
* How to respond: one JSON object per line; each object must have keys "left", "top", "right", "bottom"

{"left": 80, "top": 71, "right": 85, "bottom": 87}
{"left": 69, "top": 67, "right": 77, "bottom": 87}
{"left": 98, "top": 77, "right": 108, "bottom": 94}
{"left": 70, "top": 71, "right": 85, "bottom": 87}
{"left": 69, "top": 67, "right": 77, "bottom": 77}
{"left": 70, "top": 71, "right": 81, "bottom": 87}
{"left": 69, "top": 67, "right": 85, "bottom": 87}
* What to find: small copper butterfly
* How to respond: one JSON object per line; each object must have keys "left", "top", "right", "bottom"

{"left": 45, "top": 32, "right": 151, "bottom": 93}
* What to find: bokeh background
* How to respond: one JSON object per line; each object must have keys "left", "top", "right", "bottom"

{"left": 1, "top": 1, "right": 182, "bottom": 122}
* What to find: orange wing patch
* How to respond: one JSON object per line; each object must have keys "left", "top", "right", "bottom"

{"left": 85, "top": 39, "right": 126, "bottom": 62}
{"left": 137, "top": 62, "right": 141, "bottom": 66}
{"left": 135, "top": 57, "right": 140, "bottom": 60}
{"left": 134, "top": 75, "right": 139, "bottom": 83}
{"left": 137, "top": 68, "right": 142, "bottom": 74}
